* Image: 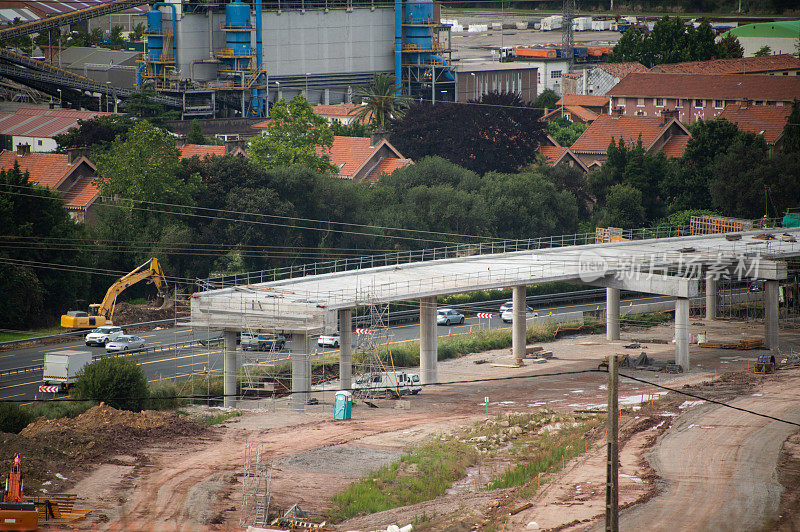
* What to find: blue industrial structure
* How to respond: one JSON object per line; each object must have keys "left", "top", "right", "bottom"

{"left": 397, "top": 0, "right": 454, "bottom": 102}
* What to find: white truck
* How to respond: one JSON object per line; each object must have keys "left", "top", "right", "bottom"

{"left": 353, "top": 371, "right": 421, "bottom": 397}
{"left": 43, "top": 350, "right": 93, "bottom": 391}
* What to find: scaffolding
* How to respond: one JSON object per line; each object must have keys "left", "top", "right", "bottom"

{"left": 689, "top": 215, "right": 754, "bottom": 236}
{"left": 240, "top": 440, "right": 272, "bottom": 528}
{"left": 353, "top": 302, "right": 400, "bottom": 399}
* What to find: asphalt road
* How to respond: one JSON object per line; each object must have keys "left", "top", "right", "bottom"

{"left": 0, "top": 292, "right": 682, "bottom": 402}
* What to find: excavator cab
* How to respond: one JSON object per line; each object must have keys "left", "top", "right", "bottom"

{"left": 60, "top": 258, "right": 168, "bottom": 329}
{"left": 0, "top": 454, "right": 38, "bottom": 531}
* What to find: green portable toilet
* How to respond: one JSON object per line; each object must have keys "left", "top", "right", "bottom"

{"left": 783, "top": 212, "right": 800, "bottom": 228}
{"left": 334, "top": 391, "right": 352, "bottom": 420}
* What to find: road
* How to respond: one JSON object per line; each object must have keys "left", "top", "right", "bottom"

{"left": 0, "top": 291, "right": 681, "bottom": 402}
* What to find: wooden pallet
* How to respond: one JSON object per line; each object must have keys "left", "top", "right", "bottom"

{"left": 25, "top": 494, "right": 90, "bottom": 523}
{"left": 699, "top": 338, "right": 764, "bottom": 350}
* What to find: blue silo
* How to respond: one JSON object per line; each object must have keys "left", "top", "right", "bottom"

{"left": 223, "top": 0, "right": 252, "bottom": 72}
{"left": 147, "top": 7, "right": 163, "bottom": 75}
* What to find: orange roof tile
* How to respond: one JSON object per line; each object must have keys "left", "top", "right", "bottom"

{"left": 538, "top": 144, "right": 568, "bottom": 164}
{"left": 571, "top": 115, "right": 686, "bottom": 155}
{"left": 653, "top": 54, "right": 800, "bottom": 75}
{"left": 0, "top": 150, "right": 71, "bottom": 188}
{"left": 313, "top": 103, "right": 360, "bottom": 117}
{"left": 62, "top": 176, "right": 99, "bottom": 209}
{"left": 596, "top": 62, "right": 650, "bottom": 79}
{"left": 660, "top": 134, "right": 690, "bottom": 158}
{"left": 718, "top": 103, "right": 792, "bottom": 145}
{"left": 253, "top": 119, "right": 270, "bottom": 128}
{"left": 179, "top": 144, "right": 226, "bottom": 160}
{"left": 607, "top": 73, "right": 800, "bottom": 101}
{"left": 316, "top": 136, "right": 378, "bottom": 178}
{"left": 556, "top": 94, "right": 611, "bottom": 108}
{"left": 364, "top": 157, "right": 412, "bottom": 184}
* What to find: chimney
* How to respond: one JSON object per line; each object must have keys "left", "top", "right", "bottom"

{"left": 67, "top": 147, "right": 88, "bottom": 164}
{"left": 15, "top": 143, "right": 30, "bottom": 157}
{"left": 661, "top": 109, "right": 679, "bottom": 124}
{"left": 370, "top": 127, "right": 387, "bottom": 147}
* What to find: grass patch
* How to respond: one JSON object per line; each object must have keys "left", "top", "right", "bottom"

{"left": 27, "top": 399, "right": 97, "bottom": 420}
{"left": 328, "top": 437, "right": 479, "bottom": 522}
{"left": 0, "top": 325, "right": 63, "bottom": 343}
{"left": 197, "top": 410, "right": 243, "bottom": 425}
{"left": 620, "top": 311, "right": 674, "bottom": 327}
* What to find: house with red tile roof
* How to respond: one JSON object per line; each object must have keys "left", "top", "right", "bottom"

{"left": 606, "top": 73, "right": 800, "bottom": 123}
{"left": 718, "top": 103, "right": 793, "bottom": 157}
{"left": 178, "top": 144, "right": 227, "bottom": 160}
{"left": 564, "top": 62, "right": 649, "bottom": 96}
{"left": 569, "top": 114, "right": 691, "bottom": 167}
{"left": 0, "top": 107, "right": 116, "bottom": 153}
{"left": 316, "top": 135, "right": 412, "bottom": 184}
{"left": 536, "top": 135, "right": 589, "bottom": 172}
{"left": 312, "top": 103, "right": 370, "bottom": 126}
{"left": 542, "top": 105, "right": 600, "bottom": 124}
{"left": 651, "top": 54, "right": 800, "bottom": 76}
{"left": 0, "top": 146, "right": 99, "bottom": 222}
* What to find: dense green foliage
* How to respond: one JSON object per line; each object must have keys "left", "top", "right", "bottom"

{"left": 547, "top": 116, "right": 588, "bottom": 147}
{"left": 610, "top": 16, "right": 742, "bottom": 67}
{"left": 73, "top": 357, "right": 149, "bottom": 411}
{"left": 0, "top": 401, "right": 33, "bottom": 434}
{"left": 350, "top": 73, "right": 412, "bottom": 128}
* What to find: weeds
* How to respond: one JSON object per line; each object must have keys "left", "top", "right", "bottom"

{"left": 197, "top": 410, "right": 242, "bottom": 425}
{"left": 27, "top": 399, "right": 96, "bottom": 420}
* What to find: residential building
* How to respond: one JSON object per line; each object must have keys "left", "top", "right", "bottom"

{"left": 606, "top": 73, "right": 800, "bottom": 123}
{"left": 317, "top": 135, "right": 412, "bottom": 184}
{"left": 312, "top": 104, "right": 363, "bottom": 125}
{"left": 721, "top": 20, "right": 800, "bottom": 57}
{"left": 565, "top": 62, "right": 649, "bottom": 96}
{"left": 537, "top": 135, "right": 589, "bottom": 172}
{"left": 718, "top": 103, "right": 793, "bottom": 156}
{"left": 651, "top": 54, "right": 800, "bottom": 76}
{"left": 452, "top": 62, "right": 539, "bottom": 102}
{"left": 0, "top": 146, "right": 99, "bottom": 222}
{"left": 0, "top": 107, "right": 115, "bottom": 153}
{"left": 570, "top": 113, "right": 691, "bottom": 167}
{"left": 542, "top": 94, "right": 611, "bottom": 123}
{"left": 178, "top": 144, "right": 227, "bottom": 160}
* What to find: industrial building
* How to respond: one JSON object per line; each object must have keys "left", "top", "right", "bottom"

{"left": 0, "top": 0, "right": 456, "bottom": 118}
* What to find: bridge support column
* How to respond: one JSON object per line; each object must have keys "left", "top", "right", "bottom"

{"left": 513, "top": 285, "right": 526, "bottom": 366}
{"left": 765, "top": 280, "right": 779, "bottom": 351}
{"left": 675, "top": 297, "right": 690, "bottom": 370}
{"left": 705, "top": 273, "right": 717, "bottom": 320}
{"left": 420, "top": 296, "right": 438, "bottom": 384}
{"left": 223, "top": 330, "right": 237, "bottom": 408}
{"left": 606, "top": 288, "right": 620, "bottom": 341}
{"left": 291, "top": 334, "right": 310, "bottom": 410}
{"left": 339, "top": 309, "right": 352, "bottom": 390}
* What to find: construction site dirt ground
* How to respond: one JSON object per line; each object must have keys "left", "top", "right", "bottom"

{"left": 49, "top": 317, "right": 800, "bottom": 531}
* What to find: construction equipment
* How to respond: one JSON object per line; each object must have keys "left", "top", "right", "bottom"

{"left": 754, "top": 354, "right": 776, "bottom": 374}
{"left": 60, "top": 258, "right": 168, "bottom": 329}
{"left": 0, "top": 454, "right": 38, "bottom": 532}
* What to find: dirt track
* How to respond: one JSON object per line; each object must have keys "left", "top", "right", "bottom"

{"left": 617, "top": 373, "right": 800, "bottom": 532}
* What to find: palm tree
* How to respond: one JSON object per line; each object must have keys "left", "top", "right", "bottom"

{"left": 349, "top": 74, "right": 413, "bottom": 129}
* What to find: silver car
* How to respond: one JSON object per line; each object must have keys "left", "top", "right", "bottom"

{"left": 499, "top": 301, "right": 514, "bottom": 313}
{"left": 85, "top": 326, "right": 125, "bottom": 346}
{"left": 105, "top": 335, "right": 146, "bottom": 352}
{"left": 501, "top": 306, "right": 538, "bottom": 323}
{"left": 437, "top": 308, "right": 465, "bottom": 326}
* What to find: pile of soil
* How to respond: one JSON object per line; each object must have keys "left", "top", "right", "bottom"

{"left": 113, "top": 301, "right": 185, "bottom": 326}
{"left": 20, "top": 403, "right": 184, "bottom": 437}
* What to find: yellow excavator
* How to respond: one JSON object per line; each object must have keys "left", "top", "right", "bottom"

{"left": 60, "top": 258, "right": 168, "bottom": 329}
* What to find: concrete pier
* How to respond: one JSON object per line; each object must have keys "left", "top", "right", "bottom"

{"left": 675, "top": 297, "right": 690, "bottom": 369}
{"left": 606, "top": 288, "right": 620, "bottom": 341}
{"left": 512, "top": 285, "right": 526, "bottom": 365}
{"left": 223, "top": 330, "right": 237, "bottom": 407}
{"left": 338, "top": 309, "right": 352, "bottom": 390}
{"left": 291, "top": 333, "right": 310, "bottom": 410}
{"left": 705, "top": 273, "right": 717, "bottom": 320}
{"left": 765, "top": 280, "right": 779, "bottom": 350}
{"left": 420, "top": 296, "right": 438, "bottom": 384}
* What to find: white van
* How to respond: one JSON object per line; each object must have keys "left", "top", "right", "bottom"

{"left": 353, "top": 371, "right": 421, "bottom": 396}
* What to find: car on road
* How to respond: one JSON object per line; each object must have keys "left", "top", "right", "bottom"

{"left": 240, "top": 333, "right": 286, "bottom": 351}
{"left": 499, "top": 301, "right": 514, "bottom": 313}
{"left": 318, "top": 333, "right": 341, "bottom": 348}
{"left": 437, "top": 308, "right": 465, "bottom": 326}
{"left": 501, "top": 306, "right": 538, "bottom": 323}
{"left": 105, "top": 335, "right": 146, "bottom": 352}
{"left": 85, "top": 326, "right": 125, "bottom": 346}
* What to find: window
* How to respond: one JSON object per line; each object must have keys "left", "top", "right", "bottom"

{"left": 694, "top": 99, "right": 704, "bottom": 108}
{"left": 676, "top": 99, "right": 683, "bottom": 108}
{"left": 537, "top": 72, "right": 541, "bottom": 83}
{"left": 550, "top": 70, "right": 562, "bottom": 79}
{"left": 654, "top": 98, "right": 664, "bottom": 107}
{"left": 37, "top": 139, "right": 42, "bottom": 146}
{"left": 637, "top": 97, "right": 645, "bottom": 107}
{"left": 714, "top": 100, "right": 724, "bottom": 109}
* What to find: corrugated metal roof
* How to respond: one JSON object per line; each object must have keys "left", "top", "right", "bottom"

{"left": 56, "top": 46, "right": 139, "bottom": 68}
{"left": 0, "top": 7, "right": 38, "bottom": 23}
{"left": 17, "top": 0, "right": 147, "bottom": 17}
{"left": 0, "top": 107, "right": 115, "bottom": 137}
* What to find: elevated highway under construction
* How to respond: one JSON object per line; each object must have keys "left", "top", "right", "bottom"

{"left": 190, "top": 225, "right": 800, "bottom": 409}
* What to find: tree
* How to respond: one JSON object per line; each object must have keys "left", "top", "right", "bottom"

{"left": 132, "top": 22, "right": 145, "bottom": 42}
{"left": 247, "top": 95, "right": 336, "bottom": 173}
{"left": 122, "top": 90, "right": 180, "bottom": 125}
{"left": 547, "top": 116, "right": 587, "bottom": 147}
{"left": 187, "top": 119, "right": 205, "bottom": 144}
{"left": 754, "top": 45, "right": 772, "bottom": 57}
{"left": 74, "top": 357, "right": 148, "bottom": 411}
{"left": 533, "top": 89, "right": 559, "bottom": 112}
{"left": 54, "top": 115, "right": 136, "bottom": 154}
{"left": 330, "top": 120, "right": 372, "bottom": 137}
{"left": 349, "top": 73, "right": 412, "bottom": 129}
{"left": 110, "top": 25, "right": 125, "bottom": 48}
{"left": 782, "top": 100, "right": 800, "bottom": 155}
{"left": 391, "top": 91, "right": 546, "bottom": 175}
{"left": 716, "top": 33, "right": 744, "bottom": 59}
{"left": 610, "top": 16, "right": 720, "bottom": 68}
{"left": 597, "top": 184, "right": 647, "bottom": 229}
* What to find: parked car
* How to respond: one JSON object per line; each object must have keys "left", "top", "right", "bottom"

{"left": 318, "top": 333, "right": 341, "bottom": 348}
{"left": 499, "top": 301, "right": 514, "bottom": 313}
{"left": 437, "top": 308, "right": 465, "bottom": 326}
{"left": 240, "top": 333, "right": 286, "bottom": 351}
{"left": 501, "top": 306, "right": 538, "bottom": 323}
{"left": 105, "top": 335, "right": 146, "bottom": 352}
{"left": 749, "top": 280, "right": 764, "bottom": 292}
{"left": 85, "top": 326, "right": 125, "bottom": 346}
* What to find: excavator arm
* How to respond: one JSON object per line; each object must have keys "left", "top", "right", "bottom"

{"left": 94, "top": 258, "right": 168, "bottom": 321}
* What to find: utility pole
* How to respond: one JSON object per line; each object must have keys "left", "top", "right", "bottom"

{"left": 605, "top": 354, "right": 619, "bottom": 531}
